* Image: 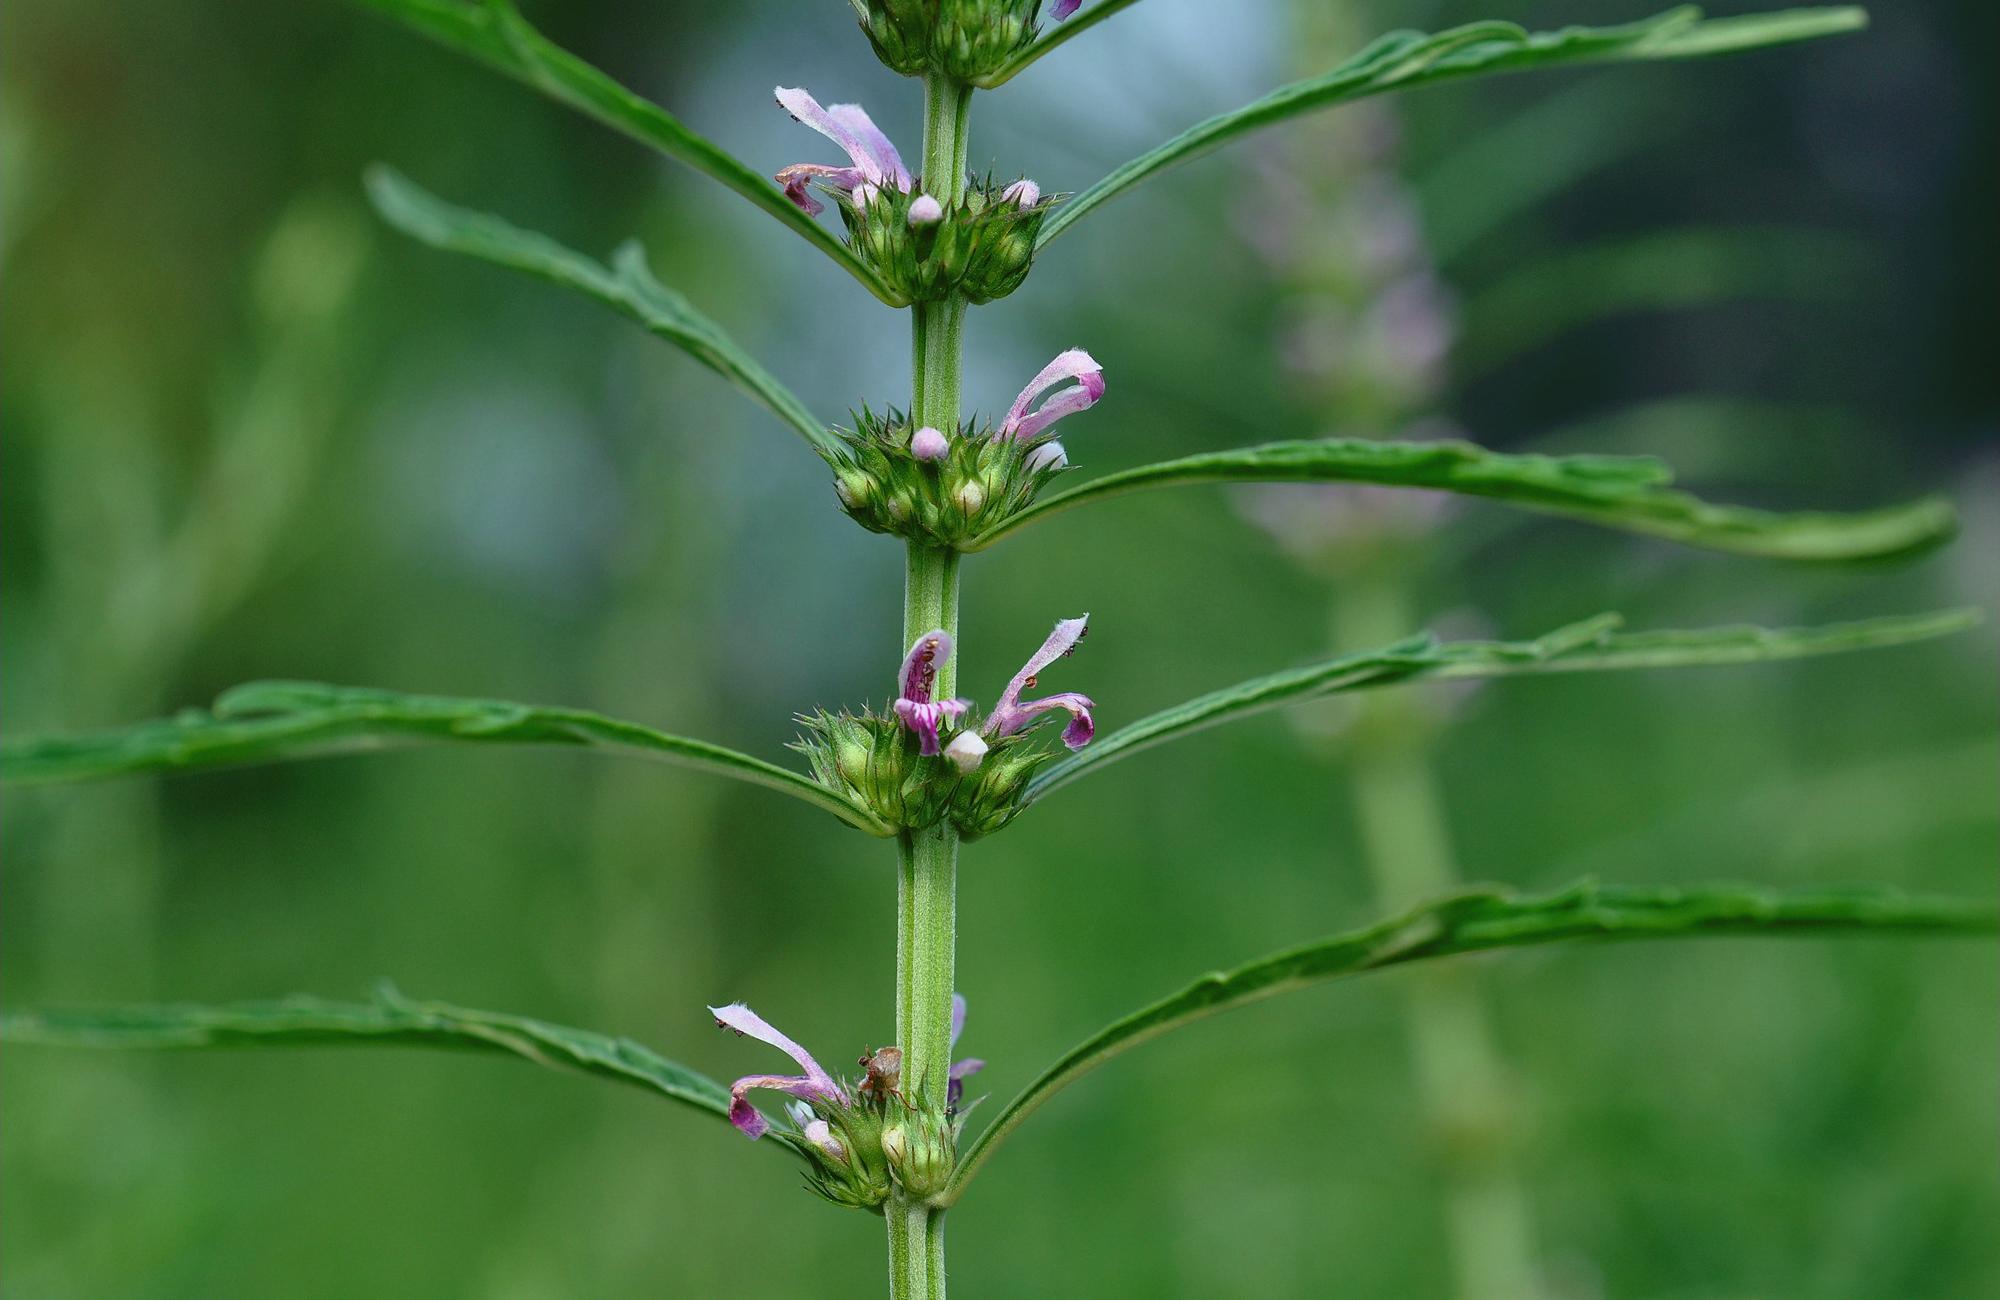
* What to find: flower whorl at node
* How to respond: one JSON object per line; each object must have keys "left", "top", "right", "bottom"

{"left": 792, "top": 618, "right": 1097, "bottom": 839}
{"left": 838, "top": 172, "right": 1052, "bottom": 304}
{"left": 824, "top": 351, "right": 1105, "bottom": 548}
{"left": 774, "top": 86, "right": 1050, "bottom": 304}
{"left": 708, "top": 998, "right": 988, "bottom": 1209}
{"left": 823, "top": 408, "right": 1068, "bottom": 547}
{"left": 855, "top": 0, "right": 1090, "bottom": 82}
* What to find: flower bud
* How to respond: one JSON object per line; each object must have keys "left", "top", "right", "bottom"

{"left": 908, "top": 194, "right": 945, "bottom": 226}
{"left": 880, "top": 1100, "right": 956, "bottom": 1201}
{"left": 954, "top": 479, "right": 986, "bottom": 516}
{"left": 1025, "top": 440, "right": 1067, "bottom": 473}
{"left": 834, "top": 469, "right": 879, "bottom": 511}
{"left": 1001, "top": 178, "right": 1040, "bottom": 209}
{"left": 943, "top": 731, "right": 988, "bottom": 773}
{"left": 910, "top": 425, "right": 950, "bottom": 461}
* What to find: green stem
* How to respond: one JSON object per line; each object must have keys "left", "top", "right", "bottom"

{"left": 1339, "top": 572, "right": 1544, "bottom": 1300}
{"left": 890, "top": 67, "right": 972, "bottom": 1300}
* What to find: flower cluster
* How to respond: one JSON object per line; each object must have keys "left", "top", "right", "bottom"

{"left": 795, "top": 616, "right": 1096, "bottom": 837}
{"left": 776, "top": 89, "right": 1052, "bottom": 304}
{"left": 709, "top": 997, "right": 986, "bottom": 1206}
{"left": 825, "top": 349, "right": 1104, "bottom": 546}
{"left": 855, "top": 0, "right": 1087, "bottom": 82}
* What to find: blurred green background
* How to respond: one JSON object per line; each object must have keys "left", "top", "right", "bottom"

{"left": 3, "top": 1, "right": 1995, "bottom": 1296}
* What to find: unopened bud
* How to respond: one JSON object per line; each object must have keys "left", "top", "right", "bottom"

{"left": 908, "top": 194, "right": 944, "bottom": 227}
{"left": 835, "top": 469, "right": 879, "bottom": 510}
{"left": 1025, "top": 440, "right": 1068, "bottom": 473}
{"left": 954, "top": 480, "right": 986, "bottom": 515}
{"left": 943, "top": 731, "right": 988, "bottom": 773}
{"left": 1001, "top": 178, "right": 1040, "bottom": 209}
{"left": 910, "top": 425, "right": 949, "bottom": 461}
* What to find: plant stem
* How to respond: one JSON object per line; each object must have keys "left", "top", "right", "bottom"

{"left": 888, "top": 67, "right": 973, "bottom": 1300}
{"left": 1338, "top": 572, "right": 1544, "bottom": 1300}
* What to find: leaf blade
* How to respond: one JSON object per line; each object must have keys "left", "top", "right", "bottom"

{"left": 1, "top": 987, "right": 807, "bottom": 1152}
{"left": 1028, "top": 610, "right": 1979, "bottom": 801}
{"left": 356, "top": 0, "right": 898, "bottom": 302}
{"left": 366, "top": 166, "right": 833, "bottom": 455}
{"left": 944, "top": 879, "right": 1997, "bottom": 1200}
{"left": 966, "top": 436, "right": 1955, "bottom": 561}
{"left": 1038, "top": 6, "right": 1868, "bottom": 247}
{"left": 2, "top": 681, "right": 892, "bottom": 836}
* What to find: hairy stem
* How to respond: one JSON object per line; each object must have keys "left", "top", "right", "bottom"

{"left": 1339, "top": 573, "right": 1544, "bottom": 1300}
{"left": 889, "top": 67, "right": 972, "bottom": 1300}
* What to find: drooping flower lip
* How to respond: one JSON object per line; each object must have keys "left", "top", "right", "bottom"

{"left": 1051, "top": 0, "right": 1084, "bottom": 19}
{"left": 999, "top": 349, "right": 1104, "bottom": 441}
{"left": 983, "top": 616, "right": 1095, "bottom": 749}
{"left": 710, "top": 1002, "right": 848, "bottom": 1139}
{"left": 774, "top": 87, "right": 913, "bottom": 215}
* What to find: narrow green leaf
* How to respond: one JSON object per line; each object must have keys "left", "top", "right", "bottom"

{"left": 2, "top": 986, "right": 808, "bottom": 1155}
{"left": 356, "top": 0, "right": 899, "bottom": 303}
{"left": 2, "top": 681, "right": 893, "bottom": 836}
{"left": 975, "top": 0, "right": 1149, "bottom": 87}
{"left": 1028, "top": 610, "right": 1978, "bottom": 801}
{"left": 1038, "top": 6, "right": 1867, "bottom": 246}
{"left": 945, "top": 879, "right": 1997, "bottom": 1200}
{"left": 968, "top": 436, "right": 1955, "bottom": 561}
{"left": 366, "top": 166, "right": 833, "bottom": 455}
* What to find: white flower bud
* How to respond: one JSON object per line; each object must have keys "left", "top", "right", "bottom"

{"left": 943, "top": 731, "right": 988, "bottom": 773}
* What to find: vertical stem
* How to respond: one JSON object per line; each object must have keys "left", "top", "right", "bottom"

{"left": 1338, "top": 573, "right": 1544, "bottom": 1300}
{"left": 890, "top": 66, "right": 972, "bottom": 1300}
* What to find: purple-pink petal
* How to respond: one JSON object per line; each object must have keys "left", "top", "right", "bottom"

{"left": 984, "top": 617, "right": 1094, "bottom": 744}
{"left": 950, "top": 993, "right": 968, "bottom": 1048}
{"left": 709, "top": 1002, "right": 843, "bottom": 1098}
{"left": 894, "top": 697, "right": 969, "bottom": 757}
{"left": 1000, "top": 349, "right": 1104, "bottom": 440}
{"left": 1051, "top": 0, "right": 1083, "bottom": 19}
{"left": 898, "top": 629, "right": 953, "bottom": 704}
{"left": 775, "top": 87, "right": 902, "bottom": 189}
{"left": 729, "top": 1095, "right": 770, "bottom": 1138}
{"left": 725, "top": 1073, "right": 840, "bottom": 1139}
{"left": 947, "top": 1056, "right": 986, "bottom": 1109}
{"left": 827, "top": 102, "right": 912, "bottom": 190}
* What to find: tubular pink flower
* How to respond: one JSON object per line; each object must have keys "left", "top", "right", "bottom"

{"left": 895, "top": 629, "right": 970, "bottom": 756}
{"left": 999, "top": 349, "right": 1105, "bottom": 441}
{"left": 983, "top": 616, "right": 1095, "bottom": 748}
{"left": 709, "top": 1002, "right": 847, "bottom": 1139}
{"left": 773, "top": 88, "right": 913, "bottom": 213}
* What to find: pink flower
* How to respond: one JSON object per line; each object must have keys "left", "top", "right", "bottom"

{"left": 708, "top": 1002, "right": 848, "bottom": 1139}
{"left": 773, "top": 87, "right": 913, "bottom": 216}
{"left": 999, "top": 349, "right": 1105, "bottom": 442}
{"left": 983, "top": 616, "right": 1095, "bottom": 749}
{"left": 893, "top": 630, "right": 971, "bottom": 756}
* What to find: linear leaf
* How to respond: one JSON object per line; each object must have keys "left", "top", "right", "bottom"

{"left": 367, "top": 166, "right": 833, "bottom": 455}
{"left": 2, "top": 681, "right": 893, "bottom": 836}
{"left": 975, "top": 0, "right": 1148, "bottom": 87}
{"left": 1028, "top": 610, "right": 1978, "bottom": 801}
{"left": 969, "top": 436, "right": 1955, "bottom": 561}
{"left": 1, "top": 986, "right": 808, "bottom": 1155}
{"left": 944, "top": 879, "right": 1997, "bottom": 1200}
{"left": 1038, "top": 6, "right": 1867, "bottom": 246}
{"left": 356, "top": 0, "right": 899, "bottom": 303}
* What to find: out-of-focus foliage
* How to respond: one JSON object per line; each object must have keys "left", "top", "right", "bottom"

{"left": 2, "top": 1, "right": 1993, "bottom": 1298}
